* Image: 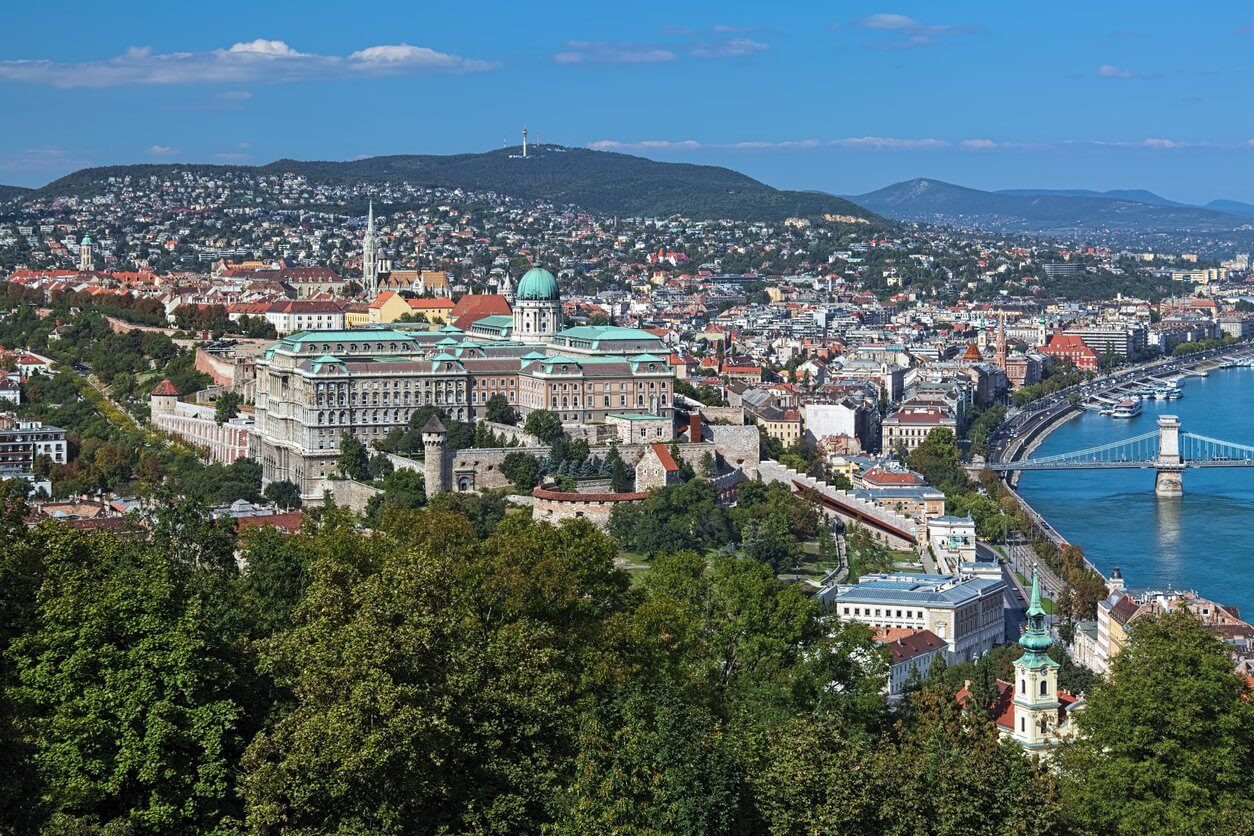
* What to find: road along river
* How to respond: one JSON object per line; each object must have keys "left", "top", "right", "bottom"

{"left": 1016, "top": 365, "right": 1254, "bottom": 616}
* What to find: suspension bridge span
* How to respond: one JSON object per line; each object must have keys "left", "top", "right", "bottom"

{"left": 987, "top": 415, "right": 1254, "bottom": 497}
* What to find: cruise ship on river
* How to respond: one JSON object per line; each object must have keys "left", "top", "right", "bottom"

{"left": 1111, "top": 399, "right": 1142, "bottom": 418}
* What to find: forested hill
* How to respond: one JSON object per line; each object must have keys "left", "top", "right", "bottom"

{"left": 0, "top": 184, "right": 33, "bottom": 203}
{"left": 30, "top": 145, "right": 881, "bottom": 223}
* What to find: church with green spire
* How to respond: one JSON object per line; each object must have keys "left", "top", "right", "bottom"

{"left": 957, "top": 566, "right": 1081, "bottom": 756}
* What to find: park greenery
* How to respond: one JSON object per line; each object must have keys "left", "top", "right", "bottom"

{"left": 0, "top": 480, "right": 1247, "bottom": 834}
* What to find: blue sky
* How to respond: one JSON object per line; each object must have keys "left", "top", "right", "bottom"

{"left": 2, "top": 1, "right": 1253, "bottom": 203}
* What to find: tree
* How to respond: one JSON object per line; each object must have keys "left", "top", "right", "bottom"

{"left": 214, "top": 390, "right": 243, "bottom": 425}
{"left": 1059, "top": 611, "right": 1254, "bottom": 835}
{"left": 551, "top": 686, "right": 742, "bottom": 833}
{"left": 9, "top": 523, "right": 260, "bottom": 831}
{"left": 336, "top": 433, "right": 370, "bottom": 481}
{"left": 240, "top": 513, "right": 631, "bottom": 834}
{"left": 907, "top": 427, "right": 969, "bottom": 495}
{"left": 606, "top": 443, "right": 634, "bottom": 493}
{"left": 263, "top": 479, "right": 303, "bottom": 510}
{"left": 500, "top": 451, "right": 541, "bottom": 493}
{"left": 368, "top": 451, "right": 394, "bottom": 480}
{"left": 484, "top": 394, "right": 518, "bottom": 426}
{"left": 524, "top": 409, "right": 565, "bottom": 444}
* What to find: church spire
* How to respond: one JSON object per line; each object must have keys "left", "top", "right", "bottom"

{"left": 1017, "top": 565, "right": 1058, "bottom": 668}
{"left": 363, "top": 200, "right": 377, "bottom": 297}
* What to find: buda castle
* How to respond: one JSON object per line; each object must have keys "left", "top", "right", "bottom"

{"left": 252, "top": 265, "right": 676, "bottom": 495}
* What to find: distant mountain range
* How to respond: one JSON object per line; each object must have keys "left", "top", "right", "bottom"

{"left": 850, "top": 178, "right": 1254, "bottom": 234}
{"left": 9, "top": 145, "right": 879, "bottom": 224}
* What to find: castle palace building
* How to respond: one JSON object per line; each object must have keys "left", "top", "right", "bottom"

{"left": 251, "top": 267, "right": 676, "bottom": 495}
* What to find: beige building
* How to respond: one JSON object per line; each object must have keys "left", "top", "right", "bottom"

{"left": 881, "top": 406, "right": 957, "bottom": 453}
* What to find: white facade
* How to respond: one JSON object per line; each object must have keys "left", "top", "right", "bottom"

{"left": 150, "top": 399, "right": 253, "bottom": 464}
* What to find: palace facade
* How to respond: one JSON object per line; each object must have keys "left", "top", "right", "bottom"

{"left": 251, "top": 267, "right": 676, "bottom": 495}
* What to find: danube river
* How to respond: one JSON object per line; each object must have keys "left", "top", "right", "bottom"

{"left": 1017, "top": 366, "right": 1254, "bottom": 617}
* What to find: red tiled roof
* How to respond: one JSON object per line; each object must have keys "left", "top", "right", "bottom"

{"left": 408, "top": 298, "right": 456, "bottom": 310}
{"left": 150, "top": 378, "right": 180, "bottom": 396}
{"left": 235, "top": 511, "right": 307, "bottom": 533}
{"left": 649, "top": 442, "right": 680, "bottom": 472}
{"left": 877, "top": 628, "right": 945, "bottom": 664}
{"left": 368, "top": 290, "right": 397, "bottom": 309}
{"left": 451, "top": 294, "right": 511, "bottom": 328}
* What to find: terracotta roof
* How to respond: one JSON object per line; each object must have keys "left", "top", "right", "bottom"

{"left": 451, "top": 294, "right": 511, "bottom": 328}
{"left": 235, "top": 512, "right": 306, "bottom": 533}
{"left": 408, "top": 298, "right": 456, "bottom": 310}
{"left": 649, "top": 442, "right": 680, "bottom": 472}
{"left": 150, "top": 378, "right": 180, "bottom": 396}
{"left": 368, "top": 290, "right": 397, "bottom": 309}
{"left": 532, "top": 487, "right": 648, "bottom": 502}
{"left": 877, "top": 628, "right": 945, "bottom": 664}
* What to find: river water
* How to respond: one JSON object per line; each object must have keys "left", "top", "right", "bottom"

{"left": 1017, "top": 366, "right": 1254, "bottom": 618}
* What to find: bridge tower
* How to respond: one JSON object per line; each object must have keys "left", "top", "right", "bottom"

{"left": 1155, "top": 415, "right": 1184, "bottom": 498}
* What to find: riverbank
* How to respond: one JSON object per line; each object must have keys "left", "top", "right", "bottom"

{"left": 1014, "top": 362, "right": 1254, "bottom": 616}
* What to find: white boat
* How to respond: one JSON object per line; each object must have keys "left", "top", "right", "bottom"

{"left": 1111, "top": 399, "right": 1142, "bottom": 418}
{"left": 1164, "top": 386, "right": 1182, "bottom": 400}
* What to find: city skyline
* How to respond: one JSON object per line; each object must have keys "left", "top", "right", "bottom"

{"left": 3, "top": 1, "right": 1254, "bottom": 202}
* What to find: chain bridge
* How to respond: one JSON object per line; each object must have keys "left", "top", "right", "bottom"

{"left": 988, "top": 415, "right": 1254, "bottom": 497}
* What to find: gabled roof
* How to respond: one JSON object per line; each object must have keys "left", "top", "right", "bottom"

{"left": 648, "top": 442, "right": 680, "bottom": 473}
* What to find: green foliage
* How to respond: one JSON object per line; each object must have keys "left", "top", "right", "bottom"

{"left": 362, "top": 468, "right": 426, "bottom": 523}
{"left": 524, "top": 409, "right": 565, "bottom": 444}
{"left": 674, "top": 378, "right": 727, "bottom": 406}
{"left": 605, "top": 443, "right": 634, "bottom": 493}
{"left": 906, "top": 427, "right": 969, "bottom": 495}
{"left": 262, "top": 481, "right": 301, "bottom": 510}
{"left": 214, "top": 390, "right": 243, "bottom": 425}
{"left": 550, "top": 685, "right": 742, "bottom": 834}
{"left": 609, "top": 479, "right": 734, "bottom": 557}
{"left": 500, "top": 451, "right": 541, "bottom": 492}
{"left": 240, "top": 512, "right": 630, "bottom": 833}
{"left": 1012, "top": 363, "right": 1092, "bottom": 406}
{"left": 484, "top": 393, "right": 518, "bottom": 425}
{"left": 336, "top": 433, "right": 370, "bottom": 481}
{"left": 1059, "top": 611, "right": 1254, "bottom": 835}
{"left": 8, "top": 521, "right": 260, "bottom": 831}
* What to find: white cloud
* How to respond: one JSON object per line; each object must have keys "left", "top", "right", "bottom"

{"left": 554, "top": 41, "right": 676, "bottom": 65}
{"left": 214, "top": 90, "right": 252, "bottom": 100}
{"left": 832, "top": 136, "right": 949, "bottom": 150}
{"left": 0, "top": 40, "right": 497, "bottom": 88}
{"left": 1142, "top": 137, "right": 1184, "bottom": 149}
{"left": 855, "top": 14, "right": 980, "bottom": 48}
{"left": 589, "top": 136, "right": 951, "bottom": 152}
{"left": 1097, "top": 64, "right": 1136, "bottom": 78}
{"left": 555, "top": 32, "right": 770, "bottom": 64}
{"left": 690, "top": 38, "right": 769, "bottom": 58}
{"left": 147, "top": 145, "right": 178, "bottom": 155}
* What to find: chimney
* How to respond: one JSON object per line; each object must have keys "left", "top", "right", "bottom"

{"left": 688, "top": 411, "right": 702, "bottom": 442}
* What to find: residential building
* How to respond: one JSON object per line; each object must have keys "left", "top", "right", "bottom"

{"left": 264, "top": 300, "right": 346, "bottom": 335}
{"left": 881, "top": 405, "right": 957, "bottom": 453}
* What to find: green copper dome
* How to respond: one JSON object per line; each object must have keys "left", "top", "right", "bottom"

{"left": 516, "top": 267, "right": 560, "bottom": 301}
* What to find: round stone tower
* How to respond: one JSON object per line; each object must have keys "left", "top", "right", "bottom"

{"left": 422, "top": 415, "right": 448, "bottom": 499}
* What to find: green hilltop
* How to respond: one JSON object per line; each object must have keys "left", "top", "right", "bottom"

{"left": 28, "top": 144, "right": 880, "bottom": 224}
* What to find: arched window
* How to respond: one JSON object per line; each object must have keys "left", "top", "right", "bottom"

{"left": 1021, "top": 679, "right": 1026, "bottom": 694}
{"left": 1040, "top": 679, "right": 1048, "bottom": 696}
{"left": 1020, "top": 717, "right": 1026, "bottom": 733}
